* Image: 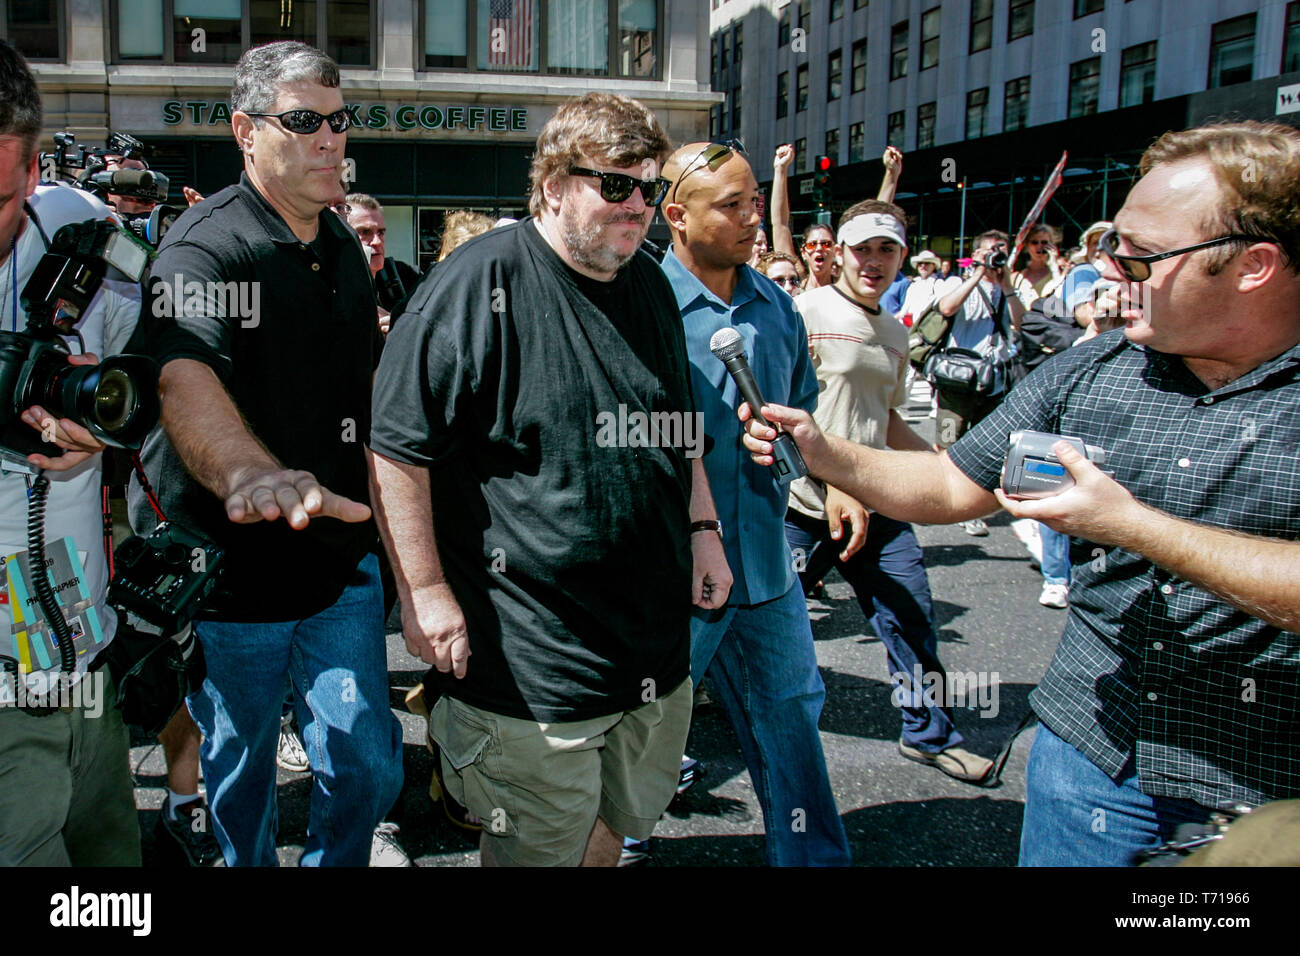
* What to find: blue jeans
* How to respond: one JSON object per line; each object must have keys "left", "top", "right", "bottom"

{"left": 786, "top": 510, "right": 961, "bottom": 754}
{"left": 692, "top": 584, "right": 851, "bottom": 866}
{"left": 1019, "top": 722, "right": 1212, "bottom": 866}
{"left": 1039, "top": 523, "right": 1070, "bottom": 587}
{"left": 188, "top": 553, "right": 404, "bottom": 866}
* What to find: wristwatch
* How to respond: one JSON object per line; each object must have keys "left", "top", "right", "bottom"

{"left": 690, "top": 519, "right": 724, "bottom": 540}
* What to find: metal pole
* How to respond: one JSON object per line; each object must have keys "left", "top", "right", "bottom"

{"left": 958, "top": 177, "right": 967, "bottom": 259}
{"left": 1101, "top": 158, "right": 1110, "bottom": 218}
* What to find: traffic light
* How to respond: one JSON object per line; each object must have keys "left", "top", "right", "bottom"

{"left": 813, "top": 155, "right": 833, "bottom": 207}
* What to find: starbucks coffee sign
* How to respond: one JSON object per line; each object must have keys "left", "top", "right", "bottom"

{"left": 162, "top": 100, "right": 530, "bottom": 133}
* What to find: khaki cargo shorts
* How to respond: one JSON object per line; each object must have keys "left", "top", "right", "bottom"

{"left": 428, "top": 677, "right": 692, "bottom": 866}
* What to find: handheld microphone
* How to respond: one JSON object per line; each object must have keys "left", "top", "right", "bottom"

{"left": 376, "top": 258, "right": 406, "bottom": 305}
{"left": 709, "top": 327, "right": 808, "bottom": 484}
{"left": 88, "top": 168, "right": 155, "bottom": 191}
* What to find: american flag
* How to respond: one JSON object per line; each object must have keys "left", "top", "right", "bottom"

{"left": 489, "top": 0, "right": 534, "bottom": 68}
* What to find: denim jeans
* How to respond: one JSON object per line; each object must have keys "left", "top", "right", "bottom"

{"left": 692, "top": 584, "right": 851, "bottom": 866}
{"left": 1019, "top": 722, "right": 1212, "bottom": 866}
{"left": 188, "top": 553, "right": 404, "bottom": 866}
{"left": 1039, "top": 523, "right": 1070, "bottom": 587}
{"left": 786, "top": 510, "right": 962, "bottom": 754}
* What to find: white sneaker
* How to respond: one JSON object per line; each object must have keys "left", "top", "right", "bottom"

{"left": 276, "top": 715, "right": 309, "bottom": 772}
{"left": 1010, "top": 519, "right": 1044, "bottom": 565}
{"left": 1039, "top": 583, "right": 1069, "bottom": 609}
{"left": 370, "top": 822, "right": 414, "bottom": 867}
{"left": 961, "top": 518, "right": 989, "bottom": 537}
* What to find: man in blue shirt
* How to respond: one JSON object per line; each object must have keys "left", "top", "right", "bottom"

{"left": 659, "top": 142, "right": 851, "bottom": 866}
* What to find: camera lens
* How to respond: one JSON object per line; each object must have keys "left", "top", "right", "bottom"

{"left": 988, "top": 251, "right": 1008, "bottom": 269}
{"left": 92, "top": 366, "right": 138, "bottom": 432}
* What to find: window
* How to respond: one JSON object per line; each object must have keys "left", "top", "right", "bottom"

{"left": 829, "top": 0, "right": 842, "bottom": 21}
{"left": 413, "top": 0, "right": 655, "bottom": 75}
{"left": 731, "top": 82, "right": 742, "bottom": 130}
{"left": 1209, "top": 14, "right": 1255, "bottom": 88}
{"left": 854, "top": 0, "right": 867, "bottom": 9}
{"left": 710, "top": 35, "right": 719, "bottom": 79}
{"left": 5, "top": 0, "right": 62, "bottom": 59}
{"left": 1068, "top": 56, "right": 1100, "bottom": 118}
{"left": 917, "top": 102, "right": 936, "bottom": 149}
{"left": 920, "top": 7, "right": 940, "bottom": 70}
{"left": 965, "top": 87, "right": 988, "bottom": 139}
{"left": 887, "top": 110, "right": 905, "bottom": 148}
{"left": 798, "top": 0, "right": 809, "bottom": 32}
{"left": 719, "top": 28, "right": 729, "bottom": 69}
{"left": 1120, "top": 41, "right": 1156, "bottom": 108}
{"left": 890, "top": 20, "right": 908, "bottom": 80}
{"left": 849, "top": 121, "right": 865, "bottom": 162}
{"left": 734, "top": 23, "right": 742, "bottom": 64}
{"left": 970, "top": 0, "right": 992, "bottom": 54}
{"left": 1004, "top": 75, "right": 1030, "bottom": 131}
{"left": 828, "top": 49, "right": 842, "bottom": 100}
{"left": 795, "top": 137, "right": 806, "bottom": 173}
{"left": 709, "top": 105, "right": 720, "bottom": 139}
{"left": 778, "top": 4, "right": 790, "bottom": 46}
{"left": 825, "top": 126, "right": 839, "bottom": 162}
{"left": 115, "top": 0, "right": 373, "bottom": 66}
{"left": 1073, "top": 0, "right": 1103, "bottom": 17}
{"left": 1008, "top": 0, "right": 1033, "bottom": 41}
{"left": 851, "top": 39, "right": 866, "bottom": 92}
{"left": 796, "top": 63, "right": 809, "bottom": 111}
{"left": 1286, "top": 2, "right": 1300, "bottom": 74}
{"left": 777, "top": 71, "right": 789, "bottom": 118}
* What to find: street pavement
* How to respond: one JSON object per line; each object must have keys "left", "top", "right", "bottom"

{"left": 130, "top": 381, "right": 1068, "bottom": 867}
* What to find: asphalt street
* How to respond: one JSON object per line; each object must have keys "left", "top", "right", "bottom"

{"left": 128, "top": 382, "right": 1067, "bottom": 867}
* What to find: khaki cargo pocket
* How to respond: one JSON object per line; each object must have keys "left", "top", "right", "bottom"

{"left": 430, "top": 698, "right": 518, "bottom": 837}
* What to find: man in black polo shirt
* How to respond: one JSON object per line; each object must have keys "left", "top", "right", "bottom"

{"left": 369, "top": 92, "right": 732, "bottom": 867}
{"left": 739, "top": 120, "right": 1300, "bottom": 866}
{"left": 129, "top": 41, "right": 402, "bottom": 866}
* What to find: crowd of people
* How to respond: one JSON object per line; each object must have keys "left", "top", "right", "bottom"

{"left": 2, "top": 36, "right": 1297, "bottom": 870}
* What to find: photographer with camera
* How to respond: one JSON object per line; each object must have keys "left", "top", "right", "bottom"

{"left": 0, "top": 39, "right": 144, "bottom": 866}
{"left": 738, "top": 120, "right": 1300, "bottom": 867}
{"left": 928, "top": 230, "right": 1026, "bottom": 535}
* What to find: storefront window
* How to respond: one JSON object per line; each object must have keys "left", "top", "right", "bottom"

{"left": 114, "top": 0, "right": 373, "bottom": 66}
{"left": 5, "top": 0, "right": 62, "bottom": 60}
{"left": 478, "top": 0, "right": 539, "bottom": 73}
{"left": 549, "top": 0, "right": 608, "bottom": 75}
{"left": 422, "top": 0, "right": 656, "bottom": 77}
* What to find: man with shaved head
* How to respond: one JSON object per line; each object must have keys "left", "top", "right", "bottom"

{"left": 659, "top": 142, "right": 851, "bottom": 866}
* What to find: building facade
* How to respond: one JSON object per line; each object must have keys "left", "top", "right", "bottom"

{"left": 10, "top": 0, "right": 717, "bottom": 267}
{"left": 708, "top": 0, "right": 1300, "bottom": 255}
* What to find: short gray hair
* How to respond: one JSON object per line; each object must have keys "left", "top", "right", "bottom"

{"left": 345, "top": 193, "right": 381, "bottom": 212}
{"left": 231, "top": 41, "right": 340, "bottom": 117}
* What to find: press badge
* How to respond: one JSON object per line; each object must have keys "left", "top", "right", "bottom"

{"left": 3, "top": 537, "right": 103, "bottom": 675}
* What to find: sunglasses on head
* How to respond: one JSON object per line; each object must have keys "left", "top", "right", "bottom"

{"left": 568, "top": 166, "right": 671, "bottom": 206}
{"left": 804, "top": 239, "right": 834, "bottom": 251}
{"left": 1097, "top": 227, "right": 1259, "bottom": 282}
{"left": 244, "top": 108, "right": 352, "bottom": 134}
{"left": 669, "top": 138, "right": 747, "bottom": 205}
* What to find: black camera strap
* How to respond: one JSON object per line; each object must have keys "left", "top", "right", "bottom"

{"left": 100, "top": 452, "right": 167, "bottom": 577}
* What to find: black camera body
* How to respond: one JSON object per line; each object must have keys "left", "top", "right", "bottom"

{"left": 110, "top": 522, "right": 225, "bottom": 636}
{"left": 0, "top": 217, "right": 160, "bottom": 468}
{"left": 985, "top": 251, "right": 1009, "bottom": 269}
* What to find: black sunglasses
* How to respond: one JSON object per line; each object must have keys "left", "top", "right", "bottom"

{"left": 568, "top": 166, "right": 671, "bottom": 206}
{"left": 669, "top": 138, "right": 747, "bottom": 205}
{"left": 244, "top": 108, "right": 352, "bottom": 135}
{"left": 1098, "top": 227, "right": 1259, "bottom": 282}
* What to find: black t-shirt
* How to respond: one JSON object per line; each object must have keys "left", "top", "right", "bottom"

{"left": 370, "top": 220, "right": 694, "bottom": 721}
{"left": 127, "top": 173, "right": 382, "bottom": 622}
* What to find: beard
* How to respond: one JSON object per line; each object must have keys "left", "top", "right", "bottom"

{"left": 559, "top": 204, "right": 647, "bottom": 275}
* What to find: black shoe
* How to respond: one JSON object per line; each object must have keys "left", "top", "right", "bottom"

{"left": 677, "top": 756, "right": 703, "bottom": 794}
{"left": 155, "top": 799, "right": 223, "bottom": 867}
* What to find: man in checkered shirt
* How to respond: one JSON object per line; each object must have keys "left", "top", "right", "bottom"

{"left": 736, "top": 120, "right": 1300, "bottom": 866}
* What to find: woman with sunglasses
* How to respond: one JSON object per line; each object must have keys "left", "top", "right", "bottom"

{"left": 1012, "top": 224, "right": 1066, "bottom": 306}
{"left": 756, "top": 251, "right": 805, "bottom": 297}
{"left": 801, "top": 223, "right": 837, "bottom": 291}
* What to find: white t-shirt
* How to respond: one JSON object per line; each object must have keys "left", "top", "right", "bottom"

{"left": 788, "top": 285, "right": 909, "bottom": 521}
{"left": 0, "top": 184, "right": 140, "bottom": 688}
{"left": 936, "top": 275, "right": 1013, "bottom": 359}
{"left": 900, "top": 274, "right": 945, "bottom": 323}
